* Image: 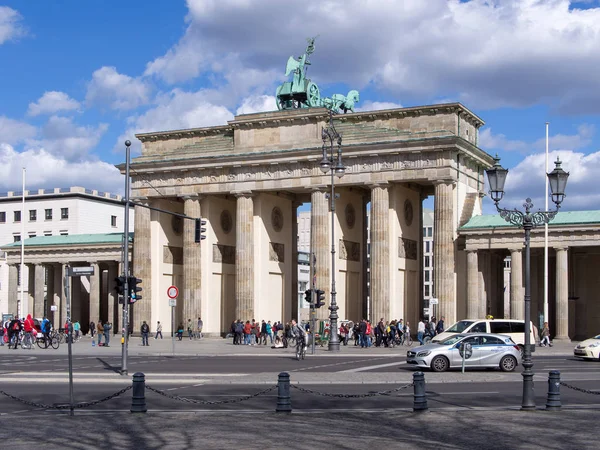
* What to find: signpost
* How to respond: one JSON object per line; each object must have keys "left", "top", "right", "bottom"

{"left": 167, "top": 286, "right": 178, "bottom": 357}
{"left": 430, "top": 297, "right": 439, "bottom": 320}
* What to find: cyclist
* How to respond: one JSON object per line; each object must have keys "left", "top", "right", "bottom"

{"left": 8, "top": 316, "right": 22, "bottom": 349}
{"left": 23, "top": 314, "right": 36, "bottom": 347}
{"left": 290, "top": 319, "right": 308, "bottom": 356}
{"left": 41, "top": 317, "right": 52, "bottom": 345}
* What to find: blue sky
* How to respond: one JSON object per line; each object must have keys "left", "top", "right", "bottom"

{"left": 2, "top": 0, "right": 600, "bottom": 214}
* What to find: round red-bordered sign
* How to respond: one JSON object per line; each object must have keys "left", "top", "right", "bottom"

{"left": 167, "top": 286, "right": 179, "bottom": 299}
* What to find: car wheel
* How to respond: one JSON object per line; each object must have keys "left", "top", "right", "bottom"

{"left": 500, "top": 355, "right": 517, "bottom": 372}
{"left": 430, "top": 355, "right": 449, "bottom": 372}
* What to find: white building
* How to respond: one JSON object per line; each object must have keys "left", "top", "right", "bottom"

{"left": 0, "top": 187, "right": 133, "bottom": 319}
{"left": 422, "top": 208, "right": 434, "bottom": 318}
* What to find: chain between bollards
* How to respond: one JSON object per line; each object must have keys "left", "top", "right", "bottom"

{"left": 413, "top": 371, "right": 428, "bottom": 412}
{"left": 276, "top": 372, "right": 292, "bottom": 413}
{"left": 546, "top": 370, "right": 561, "bottom": 410}
{"left": 131, "top": 372, "right": 147, "bottom": 413}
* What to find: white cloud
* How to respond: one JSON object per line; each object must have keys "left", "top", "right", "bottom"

{"left": 26, "top": 116, "right": 109, "bottom": 161}
{"left": 0, "top": 143, "right": 124, "bottom": 194}
{"left": 117, "top": 88, "right": 234, "bottom": 153}
{"left": 0, "top": 6, "right": 25, "bottom": 44}
{"left": 86, "top": 66, "right": 151, "bottom": 110}
{"left": 0, "top": 116, "right": 37, "bottom": 145}
{"left": 236, "top": 95, "right": 277, "bottom": 115}
{"left": 27, "top": 91, "right": 81, "bottom": 117}
{"left": 143, "top": 0, "right": 600, "bottom": 112}
{"left": 356, "top": 101, "right": 403, "bottom": 112}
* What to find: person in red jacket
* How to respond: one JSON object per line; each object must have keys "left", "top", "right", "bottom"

{"left": 23, "top": 314, "right": 35, "bottom": 336}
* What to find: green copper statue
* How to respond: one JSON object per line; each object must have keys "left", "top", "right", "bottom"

{"left": 276, "top": 38, "right": 360, "bottom": 113}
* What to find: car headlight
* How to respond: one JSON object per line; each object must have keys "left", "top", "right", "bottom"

{"left": 417, "top": 351, "right": 431, "bottom": 357}
{"left": 589, "top": 343, "right": 600, "bottom": 348}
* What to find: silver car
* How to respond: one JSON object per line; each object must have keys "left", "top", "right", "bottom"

{"left": 406, "top": 333, "right": 521, "bottom": 372}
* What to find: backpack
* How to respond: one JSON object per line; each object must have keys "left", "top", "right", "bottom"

{"left": 12, "top": 322, "right": 19, "bottom": 331}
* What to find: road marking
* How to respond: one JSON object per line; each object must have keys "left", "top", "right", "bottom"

{"left": 339, "top": 361, "right": 407, "bottom": 373}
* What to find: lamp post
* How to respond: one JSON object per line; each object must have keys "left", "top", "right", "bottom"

{"left": 320, "top": 110, "right": 344, "bottom": 352}
{"left": 486, "top": 155, "right": 569, "bottom": 410}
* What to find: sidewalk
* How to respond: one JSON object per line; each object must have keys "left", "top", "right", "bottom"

{"left": 3, "top": 334, "right": 579, "bottom": 358}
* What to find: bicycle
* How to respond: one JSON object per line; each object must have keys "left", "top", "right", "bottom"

{"left": 8, "top": 332, "right": 20, "bottom": 349}
{"left": 20, "top": 331, "right": 36, "bottom": 350}
{"left": 295, "top": 337, "right": 306, "bottom": 360}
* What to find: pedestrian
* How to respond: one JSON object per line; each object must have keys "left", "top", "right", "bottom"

{"left": 141, "top": 321, "right": 150, "bottom": 346}
{"left": 73, "top": 321, "right": 81, "bottom": 340}
{"left": 359, "top": 319, "right": 367, "bottom": 348}
{"left": 261, "top": 320, "right": 267, "bottom": 345}
{"left": 89, "top": 321, "right": 96, "bottom": 338}
{"left": 540, "top": 322, "right": 552, "bottom": 347}
{"left": 103, "top": 321, "right": 112, "bottom": 347}
{"left": 235, "top": 320, "right": 244, "bottom": 345}
{"left": 97, "top": 320, "right": 103, "bottom": 346}
{"left": 244, "top": 320, "right": 252, "bottom": 345}
{"left": 436, "top": 316, "right": 445, "bottom": 335}
{"left": 187, "top": 319, "right": 193, "bottom": 340}
{"left": 155, "top": 321, "right": 163, "bottom": 339}
{"left": 266, "top": 320, "right": 273, "bottom": 344}
{"left": 177, "top": 323, "right": 184, "bottom": 340}
{"left": 8, "top": 316, "right": 22, "bottom": 349}
{"left": 417, "top": 319, "right": 425, "bottom": 345}
{"left": 197, "top": 317, "right": 203, "bottom": 339}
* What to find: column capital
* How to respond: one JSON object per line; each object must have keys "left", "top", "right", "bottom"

{"left": 466, "top": 249, "right": 478, "bottom": 254}
{"left": 509, "top": 248, "right": 522, "bottom": 254}
{"left": 232, "top": 190, "right": 254, "bottom": 198}
{"left": 554, "top": 245, "right": 569, "bottom": 252}
{"left": 433, "top": 179, "right": 456, "bottom": 187}
{"left": 179, "top": 193, "right": 203, "bottom": 201}
{"left": 367, "top": 182, "right": 390, "bottom": 190}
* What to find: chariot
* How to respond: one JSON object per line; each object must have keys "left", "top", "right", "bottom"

{"left": 276, "top": 37, "right": 321, "bottom": 110}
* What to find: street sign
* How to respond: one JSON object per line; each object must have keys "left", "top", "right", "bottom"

{"left": 167, "top": 286, "right": 179, "bottom": 299}
{"left": 430, "top": 298, "right": 439, "bottom": 305}
{"left": 423, "top": 307, "right": 430, "bottom": 317}
{"left": 68, "top": 266, "right": 95, "bottom": 276}
{"left": 169, "top": 299, "right": 176, "bottom": 307}
{"left": 50, "top": 305, "right": 58, "bottom": 312}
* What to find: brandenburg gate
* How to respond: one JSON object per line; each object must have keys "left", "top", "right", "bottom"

{"left": 124, "top": 103, "right": 493, "bottom": 335}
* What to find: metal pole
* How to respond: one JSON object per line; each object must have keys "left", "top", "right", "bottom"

{"left": 328, "top": 161, "right": 340, "bottom": 351}
{"left": 522, "top": 217, "right": 535, "bottom": 410}
{"left": 544, "top": 122, "right": 549, "bottom": 326}
{"left": 65, "top": 266, "right": 74, "bottom": 416}
{"left": 121, "top": 140, "right": 132, "bottom": 375}
{"left": 19, "top": 168, "right": 25, "bottom": 318}
{"left": 311, "top": 252, "right": 316, "bottom": 355}
{"left": 171, "top": 305, "right": 175, "bottom": 356}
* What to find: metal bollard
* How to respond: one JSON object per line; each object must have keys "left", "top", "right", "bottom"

{"left": 413, "top": 371, "right": 428, "bottom": 412}
{"left": 546, "top": 370, "right": 561, "bottom": 410}
{"left": 276, "top": 372, "right": 292, "bottom": 413}
{"left": 130, "top": 372, "right": 147, "bottom": 413}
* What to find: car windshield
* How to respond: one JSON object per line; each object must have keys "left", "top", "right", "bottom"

{"left": 445, "top": 321, "right": 474, "bottom": 333}
{"left": 439, "top": 335, "right": 466, "bottom": 345}
{"left": 594, "top": 335, "right": 600, "bottom": 340}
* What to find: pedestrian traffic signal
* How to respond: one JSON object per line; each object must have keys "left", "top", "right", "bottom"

{"left": 115, "top": 276, "right": 126, "bottom": 295}
{"left": 315, "top": 289, "right": 326, "bottom": 308}
{"left": 304, "top": 289, "right": 313, "bottom": 304}
{"left": 195, "top": 218, "right": 207, "bottom": 243}
{"left": 128, "top": 276, "right": 142, "bottom": 303}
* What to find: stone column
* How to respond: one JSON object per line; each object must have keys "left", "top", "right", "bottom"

{"left": 27, "top": 264, "right": 35, "bottom": 318}
{"left": 108, "top": 263, "right": 118, "bottom": 334}
{"left": 182, "top": 195, "right": 202, "bottom": 325}
{"left": 555, "top": 246, "right": 569, "bottom": 340}
{"left": 510, "top": 249, "right": 523, "bottom": 320}
{"left": 291, "top": 201, "right": 300, "bottom": 320}
{"left": 235, "top": 193, "right": 254, "bottom": 321}
{"left": 311, "top": 189, "right": 330, "bottom": 320}
{"left": 466, "top": 250, "right": 479, "bottom": 319}
{"left": 89, "top": 262, "right": 100, "bottom": 323}
{"left": 60, "top": 264, "right": 67, "bottom": 326}
{"left": 133, "top": 200, "right": 152, "bottom": 327}
{"left": 53, "top": 264, "right": 63, "bottom": 328}
{"left": 433, "top": 181, "right": 455, "bottom": 323}
{"left": 370, "top": 183, "right": 390, "bottom": 322}
{"left": 34, "top": 264, "right": 45, "bottom": 319}
{"left": 8, "top": 264, "right": 18, "bottom": 315}
{"left": 45, "top": 265, "right": 54, "bottom": 319}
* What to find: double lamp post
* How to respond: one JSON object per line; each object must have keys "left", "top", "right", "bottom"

{"left": 485, "top": 155, "right": 569, "bottom": 410}
{"left": 319, "top": 110, "right": 344, "bottom": 352}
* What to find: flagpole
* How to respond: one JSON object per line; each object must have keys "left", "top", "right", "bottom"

{"left": 20, "top": 167, "right": 26, "bottom": 318}
{"left": 544, "top": 123, "right": 549, "bottom": 327}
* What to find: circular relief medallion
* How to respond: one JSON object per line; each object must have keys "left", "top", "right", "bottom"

{"left": 171, "top": 215, "right": 183, "bottom": 236}
{"left": 404, "top": 199, "right": 414, "bottom": 226}
{"left": 345, "top": 203, "right": 356, "bottom": 229}
{"left": 271, "top": 206, "right": 283, "bottom": 232}
{"left": 220, "top": 210, "right": 232, "bottom": 234}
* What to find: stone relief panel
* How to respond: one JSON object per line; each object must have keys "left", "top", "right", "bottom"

{"left": 339, "top": 239, "right": 360, "bottom": 262}
{"left": 398, "top": 238, "right": 418, "bottom": 260}
{"left": 220, "top": 210, "right": 233, "bottom": 234}
{"left": 345, "top": 203, "right": 356, "bottom": 229}
{"left": 213, "top": 244, "right": 235, "bottom": 264}
{"left": 163, "top": 246, "right": 183, "bottom": 265}
{"left": 271, "top": 206, "right": 283, "bottom": 232}
{"left": 269, "top": 242, "right": 285, "bottom": 262}
{"left": 171, "top": 216, "right": 183, "bottom": 236}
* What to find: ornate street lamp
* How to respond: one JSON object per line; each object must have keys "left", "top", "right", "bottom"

{"left": 486, "top": 155, "right": 569, "bottom": 410}
{"left": 320, "top": 110, "right": 344, "bottom": 351}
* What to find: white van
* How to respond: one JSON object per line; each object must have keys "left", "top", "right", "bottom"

{"left": 432, "top": 319, "right": 537, "bottom": 349}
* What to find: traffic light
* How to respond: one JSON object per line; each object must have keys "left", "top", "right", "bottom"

{"left": 315, "top": 289, "right": 326, "bottom": 308}
{"left": 304, "top": 289, "right": 313, "bottom": 304}
{"left": 115, "top": 276, "right": 126, "bottom": 295}
{"left": 194, "top": 218, "right": 207, "bottom": 243}
{"left": 128, "top": 276, "right": 142, "bottom": 303}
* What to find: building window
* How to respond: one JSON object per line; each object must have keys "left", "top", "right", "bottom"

{"left": 60, "top": 230, "right": 68, "bottom": 236}
{"left": 28, "top": 233, "right": 36, "bottom": 239}
{"left": 17, "top": 266, "right": 21, "bottom": 286}
{"left": 425, "top": 241, "right": 430, "bottom": 253}
{"left": 111, "top": 215, "right": 117, "bottom": 227}
{"left": 14, "top": 211, "right": 21, "bottom": 222}
{"left": 61, "top": 208, "right": 69, "bottom": 219}
{"left": 29, "top": 210, "right": 37, "bottom": 221}
{"left": 422, "top": 227, "right": 427, "bottom": 237}
{"left": 427, "top": 227, "right": 433, "bottom": 237}
{"left": 424, "top": 256, "right": 430, "bottom": 268}
{"left": 0, "top": 212, "right": 5, "bottom": 223}
{"left": 424, "top": 270, "right": 430, "bottom": 282}
{"left": 44, "top": 231, "right": 52, "bottom": 236}
{"left": 45, "top": 209, "right": 53, "bottom": 220}
{"left": 424, "top": 285, "right": 430, "bottom": 297}
{"left": 13, "top": 235, "right": 21, "bottom": 242}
